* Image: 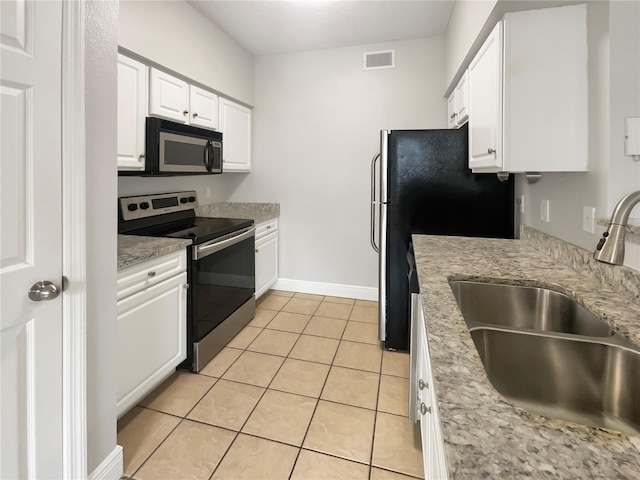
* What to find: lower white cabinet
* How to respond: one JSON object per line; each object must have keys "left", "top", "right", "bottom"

{"left": 410, "top": 293, "right": 448, "bottom": 480}
{"left": 115, "top": 250, "right": 188, "bottom": 419}
{"left": 255, "top": 219, "right": 278, "bottom": 299}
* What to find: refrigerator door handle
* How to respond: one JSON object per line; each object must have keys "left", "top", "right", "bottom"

{"left": 370, "top": 152, "right": 380, "bottom": 253}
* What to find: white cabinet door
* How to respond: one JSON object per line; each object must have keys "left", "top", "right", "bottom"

{"left": 219, "top": 98, "right": 252, "bottom": 172}
{"left": 149, "top": 68, "right": 190, "bottom": 123}
{"left": 190, "top": 85, "right": 219, "bottom": 130}
{"left": 117, "top": 54, "right": 148, "bottom": 171}
{"left": 255, "top": 232, "right": 278, "bottom": 299}
{"left": 468, "top": 22, "right": 503, "bottom": 170}
{"left": 115, "top": 271, "right": 187, "bottom": 418}
{"left": 447, "top": 93, "right": 457, "bottom": 128}
{"left": 454, "top": 70, "right": 469, "bottom": 125}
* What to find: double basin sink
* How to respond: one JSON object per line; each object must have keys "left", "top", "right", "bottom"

{"left": 449, "top": 280, "right": 640, "bottom": 435}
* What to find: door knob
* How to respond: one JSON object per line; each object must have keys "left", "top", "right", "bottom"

{"left": 28, "top": 281, "right": 61, "bottom": 301}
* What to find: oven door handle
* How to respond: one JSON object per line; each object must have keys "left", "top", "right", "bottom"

{"left": 194, "top": 226, "right": 255, "bottom": 260}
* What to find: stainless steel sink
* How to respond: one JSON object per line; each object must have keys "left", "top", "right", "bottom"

{"left": 449, "top": 280, "right": 613, "bottom": 337}
{"left": 449, "top": 279, "right": 640, "bottom": 435}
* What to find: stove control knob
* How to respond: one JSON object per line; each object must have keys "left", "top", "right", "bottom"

{"left": 180, "top": 197, "right": 188, "bottom": 204}
{"left": 127, "top": 203, "right": 138, "bottom": 212}
{"left": 140, "top": 202, "right": 150, "bottom": 210}
{"left": 188, "top": 196, "right": 196, "bottom": 203}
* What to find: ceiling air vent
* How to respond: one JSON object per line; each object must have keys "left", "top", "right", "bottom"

{"left": 363, "top": 50, "right": 395, "bottom": 70}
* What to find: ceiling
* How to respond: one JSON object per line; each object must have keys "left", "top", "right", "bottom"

{"left": 187, "top": 1, "right": 456, "bottom": 56}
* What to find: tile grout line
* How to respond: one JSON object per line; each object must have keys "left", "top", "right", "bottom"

{"left": 368, "top": 338, "right": 386, "bottom": 480}
{"left": 287, "top": 299, "right": 353, "bottom": 479}
{"left": 210, "top": 296, "right": 317, "bottom": 480}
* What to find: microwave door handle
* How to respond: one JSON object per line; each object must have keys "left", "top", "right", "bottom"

{"left": 204, "top": 140, "right": 213, "bottom": 172}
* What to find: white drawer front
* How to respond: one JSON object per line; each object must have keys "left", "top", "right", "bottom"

{"left": 117, "top": 249, "right": 186, "bottom": 301}
{"left": 255, "top": 218, "right": 278, "bottom": 240}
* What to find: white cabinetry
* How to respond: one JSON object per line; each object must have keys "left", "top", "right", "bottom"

{"left": 255, "top": 219, "right": 278, "bottom": 299}
{"left": 149, "top": 68, "right": 219, "bottom": 130}
{"left": 468, "top": 4, "right": 587, "bottom": 173}
{"left": 447, "top": 70, "right": 469, "bottom": 128}
{"left": 219, "top": 98, "right": 252, "bottom": 172}
{"left": 115, "top": 250, "right": 188, "bottom": 419}
{"left": 117, "top": 54, "right": 148, "bottom": 171}
{"left": 410, "top": 293, "right": 448, "bottom": 480}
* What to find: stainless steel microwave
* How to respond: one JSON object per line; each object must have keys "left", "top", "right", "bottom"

{"left": 119, "top": 117, "right": 222, "bottom": 176}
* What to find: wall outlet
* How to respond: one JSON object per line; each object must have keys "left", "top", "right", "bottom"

{"left": 583, "top": 206, "right": 596, "bottom": 233}
{"left": 540, "top": 199, "right": 550, "bottom": 222}
{"left": 205, "top": 187, "right": 211, "bottom": 198}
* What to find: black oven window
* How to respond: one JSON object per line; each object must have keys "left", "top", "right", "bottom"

{"left": 165, "top": 140, "right": 205, "bottom": 166}
{"left": 192, "top": 236, "right": 255, "bottom": 342}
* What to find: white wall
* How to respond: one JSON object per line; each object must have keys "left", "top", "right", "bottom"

{"left": 85, "top": 0, "right": 118, "bottom": 472}
{"left": 444, "top": 0, "right": 498, "bottom": 88}
{"left": 119, "top": 0, "right": 254, "bottom": 105}
{"left": 223, "top": 38, "right": 447, "bottom": 290}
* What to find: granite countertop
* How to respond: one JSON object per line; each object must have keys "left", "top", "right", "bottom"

{"left": 118, "top": 235, "right": 192, "bottom": 270}
{"left": 196, "top": 202, "right": 280, "bottom": 224}
{"left": 412, "top": 233, "right": 640, "bottom": 478}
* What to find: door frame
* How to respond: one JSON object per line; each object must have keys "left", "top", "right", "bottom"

{"left": 61, "top": 1, "right": 87, "bottom": 478}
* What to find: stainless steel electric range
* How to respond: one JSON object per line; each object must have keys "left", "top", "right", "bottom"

{"left": 118, "top": 191, "right": 255, "bottom": 372}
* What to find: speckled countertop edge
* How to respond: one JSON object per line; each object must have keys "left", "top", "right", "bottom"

{"left": 118, "top": 235, "right": 191, "bottom": 270}
{"left": 196, "top": 202, "right": 279, "bottom": 224}
{"left": 412, "top": 233, "right": 640, "bottom": 479}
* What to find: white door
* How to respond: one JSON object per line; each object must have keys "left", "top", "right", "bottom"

{"left": 219, "top": 98, "right": 252, "bottom": 172}
{"left": 189, "top": 85, "right": 219, "bottom": 130}
{"left": 117, "top": 54, "right": 148, "bottom": 171}
{"left": 149, "top": 68, "right": 189, "bottom": 123}
{"left": 1, "top": 0, "right": 64, "bottom": 478}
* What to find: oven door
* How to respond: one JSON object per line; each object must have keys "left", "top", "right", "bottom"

{"left": 159, "top": 131, "right": 222, "bottom": 174}
{"left": 192, "top": 227, "right": 255, "bottom": 345}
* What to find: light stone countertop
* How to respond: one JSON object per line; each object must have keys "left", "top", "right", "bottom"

{"left": 196, "top": 202, "right": 279, "bottom": 224}
{"left": 118, "top": 235, "right": 191, "bottom": 270}
{"left": 412, "top": 233, "right": 640, "bottom": 479}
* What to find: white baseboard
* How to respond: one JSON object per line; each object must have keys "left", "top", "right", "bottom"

{"left": 273, "top": 278, "right": 378, "bottom": 301}
{"left": 88, "top": 445, "right": 123, "bottom": 480}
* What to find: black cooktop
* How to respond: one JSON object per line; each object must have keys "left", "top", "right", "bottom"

{"left": 124, "top": 216, "right": 253, "bottom": 244}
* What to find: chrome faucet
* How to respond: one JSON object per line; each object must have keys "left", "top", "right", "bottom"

{"left": 594, "top": 191, "right": 640, "bottom": 265}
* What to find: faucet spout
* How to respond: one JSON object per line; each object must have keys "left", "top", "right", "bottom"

{"left": 594, "top": 191, "right": 640, "bottom": 265}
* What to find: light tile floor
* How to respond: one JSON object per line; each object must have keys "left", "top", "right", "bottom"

{"left": 118, "top": 290, "right": 423, "bottom": 480}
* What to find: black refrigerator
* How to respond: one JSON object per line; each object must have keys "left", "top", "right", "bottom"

{"left": 371, "top": 125, "right": 516, "bottom": 351}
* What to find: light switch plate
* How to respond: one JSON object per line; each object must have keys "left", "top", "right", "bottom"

{"left": 583, "top": 206, "right": 596, "bottom": 233}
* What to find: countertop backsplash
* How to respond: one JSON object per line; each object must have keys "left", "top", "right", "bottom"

{"left": 521, "top": 226, "right": 640, "bottom": 306}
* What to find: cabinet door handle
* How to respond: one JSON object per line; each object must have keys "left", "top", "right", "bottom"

{"left": 267, "top": 225, "right": 271, "bottom": 229}
{"left": 487, "top": 148, "right": 496, "bottom": 154}
{"left": 193, "top": 112, "right": 198, "bottom": 118}
{"left": 420, "top": 403, "right": 431, "bottom": 415}
{"left": 147, "top": 271, "right": 156, "bottom": 278}
{"left": 418, "top": 379, "right": 428, "bottom": 390}
{"left": 183, "top": 284, "right": 189, "bottom": 289}
{"left": 139, "top": 154, "right": 145, "bottom": 159}
{"left": 183, "top": 110, "right": 189, "bottom": 116}
{"left": 450, "top": 113, "right": 458, "bottom": 119}
{"left": 255, "top": 249, "right": 259, "bottom": 253}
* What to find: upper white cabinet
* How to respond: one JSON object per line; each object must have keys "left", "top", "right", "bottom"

{"left": 117, "top": 54, "right": 148, "bottom": 171}
{"left": 149, "top": 68, "right": 219, "bottom": 130}
{"left": 447, "top": 70, "right": 469, "bottom": 128}
{"left": 219, "top": 98, "right": 252, "bottom": 172}
{"left": 468, "top": 4, "right": 588, "bottom": 173}
{"left": 189, "top": 85, "right": 219, "bottom": 130}
{"left": 468, "top": 23, "right": 502, "bottom": 169}
{"left": 149, "top": 68, "right": 190, "bottom": 123}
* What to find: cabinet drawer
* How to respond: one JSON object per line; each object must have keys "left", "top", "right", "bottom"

{"left": 117, "top": 249, "right": 186, "bottom": 301}
{"left": 255, "top": 218, "right": 278, "bottom": 240}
